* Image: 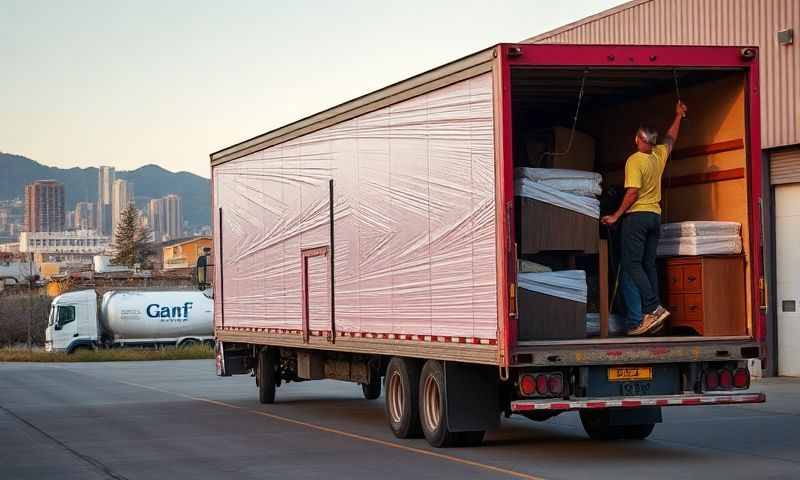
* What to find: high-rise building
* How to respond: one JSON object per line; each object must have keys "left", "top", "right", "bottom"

{"left": 65, "top": 210, "right": 76, "bottom": 230}
{"left": 111, "top": 179, "right": 133, "bottom": 236}
{"left": 24, "top": 180, "right": 65, "bottom": 232}
{"left": 97, "top": 166, "right": 115, "bottom": 235}
{"left": 74, "top": 202, "right": 97, "bottom": 231}
{"left": 148, "top": 198, "right": 167, "bottom": 243}
{"left": 164, "top": 194, "right": 183, "bottom": 241}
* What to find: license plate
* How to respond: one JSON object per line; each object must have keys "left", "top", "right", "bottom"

{"left": 608, "top": 367, "right": 653, "bottom": 382}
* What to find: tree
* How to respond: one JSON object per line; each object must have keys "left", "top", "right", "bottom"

{"left": 111, "top": 205, "right": 155, "bottom": 268}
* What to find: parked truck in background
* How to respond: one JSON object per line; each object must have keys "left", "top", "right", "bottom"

{"left": 210, "top": 44, "right": 767, "bottom": 447}
{"left": 45, "top": 289, "right": 213, "bottom": 353}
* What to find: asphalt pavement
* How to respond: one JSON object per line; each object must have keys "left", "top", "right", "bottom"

{"left": 1, "top": 360, "right": 799, "bottom": 480}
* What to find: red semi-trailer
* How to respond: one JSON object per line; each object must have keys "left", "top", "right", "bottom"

{"left": 210, "top": 44, "right": 766, "bottom": 446}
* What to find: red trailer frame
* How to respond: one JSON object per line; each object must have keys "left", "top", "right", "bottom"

{"left": 492, "top": 44, "right": 764, "bottom": 370}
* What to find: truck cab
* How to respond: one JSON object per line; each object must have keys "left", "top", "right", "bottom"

{"left": 45, "top": 290, "right": 99, "bottom": 353}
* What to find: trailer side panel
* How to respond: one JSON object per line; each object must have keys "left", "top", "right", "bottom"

{"left": 213, "top": 73, "right": 498, "bottom": 362}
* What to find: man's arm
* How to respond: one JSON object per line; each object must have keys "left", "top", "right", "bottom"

{"left": 601, "top": 187, "right": 639, "bottom": 225}
{"left": 663, "top": 100, "right": 688, "bottom": 157}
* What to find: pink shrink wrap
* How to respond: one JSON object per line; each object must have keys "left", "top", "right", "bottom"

{"left": 213, "top": 73, "right": 497, "bottom": 340}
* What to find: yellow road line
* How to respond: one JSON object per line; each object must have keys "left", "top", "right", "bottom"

{"left": 115, "top": 379, "right": 546, "bottom": 480}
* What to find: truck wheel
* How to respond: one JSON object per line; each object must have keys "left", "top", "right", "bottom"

{"left": 385, "top": 357, "right": 422, "bottom": 438}
{"left": 419, "top": 360, "right": 484, "bottom": 448}
{"left": 257, "top": 349, "right": 277, "bottom": 404}
{"left": 361, "top": 374, "right": 382, "bottom": 400}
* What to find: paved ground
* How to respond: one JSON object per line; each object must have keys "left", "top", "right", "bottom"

{"left": 1, "top": 360, "right": 798, "bottom": 480}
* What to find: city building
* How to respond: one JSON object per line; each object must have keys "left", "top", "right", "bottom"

{"left": 161, "top": 236, "right": 211, "bottom": 271}
{"left": 97, "top": 166, "right": 115, "bottom": 235}
{"left": 111, "top": 179, "right": 133, "bottom": 237}
{"left": 164, "top": 194, "right": 183, "bottom": 240}
{"left": 24, "top": 180, "right": 65, "bottom": 232}
{"left": 19, "top": 230, "right": 110, "bottom": 265}
{"left": 65, "top": 210, "right": 76, "bottom": 230}
{"left": 524, "top": 0, "right": 798, "bottom": 375}
{"left": 148, "top": 198, "right": 167, "bottom": 242}
{"left": 74, "top": 201, "right": 97, "bottom": 231}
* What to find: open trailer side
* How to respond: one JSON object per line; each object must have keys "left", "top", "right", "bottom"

{"left": 211, "top": 44, "right": 766, "bottom": 447}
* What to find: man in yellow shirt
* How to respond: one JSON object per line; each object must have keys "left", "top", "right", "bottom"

{"left": 602, "top": 100, "right": 688, "bottom": 336}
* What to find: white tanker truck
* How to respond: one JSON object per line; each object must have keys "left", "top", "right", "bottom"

{"left": 45, "top": 289, "right": 213, "bottom": 353}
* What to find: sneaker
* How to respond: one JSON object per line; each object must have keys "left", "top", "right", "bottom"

{"left": 627, "top": 306, "right": 670, "bottom": 336}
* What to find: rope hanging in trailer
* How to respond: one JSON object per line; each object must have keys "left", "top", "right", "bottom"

{"left": 540, "top": 69, "right": 589, "bottom": 163}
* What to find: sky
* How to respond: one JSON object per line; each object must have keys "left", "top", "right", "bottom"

{"left": 1, "top": 0, "right": 621, "bottom": 178}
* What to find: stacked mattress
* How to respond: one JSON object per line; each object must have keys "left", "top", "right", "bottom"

{"left": 657, "top": 221, "right": 742, "bottom": 257}
{"left": 515, "top": 168, "right": 602, "bottom": 218}
{"left": 517, "top": 270, "right": 587, "bottom": 303}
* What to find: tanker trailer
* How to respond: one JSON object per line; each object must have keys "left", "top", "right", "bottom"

{"left": 45, "top": 289, "right": 213, "bottom": 353}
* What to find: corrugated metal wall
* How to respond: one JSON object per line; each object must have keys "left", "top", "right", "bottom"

{"left": 770, "top": 147, "right": 800, "bottom": 185}
{"left": 525, "top": 0, "right": 800, "bottom": 150}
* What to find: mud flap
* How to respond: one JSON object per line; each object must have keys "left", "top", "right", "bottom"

{"left": 444, "top": 361, "right": 501, "bottom": 432}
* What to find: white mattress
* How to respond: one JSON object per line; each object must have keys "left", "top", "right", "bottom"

{"left": 656, "top": 235, "right": 743, "bottom": 257}
{"left": 515, "top": 168, "right": 603, "bottom": 196}
{"left": 515, "top": 167, "right": 602, "bottom": 219}
{"left": 660, "top": 221, "right": 741, "bottom": 239}
{"left": 518, "top": 270, "right": 587, "bottom": 303}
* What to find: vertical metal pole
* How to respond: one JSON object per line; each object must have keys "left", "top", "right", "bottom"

{"left": 218, "top": 207, "right": 225, "bottom": 327}
{"left": 329, "top": 179, "right": 335, "bottom": 343}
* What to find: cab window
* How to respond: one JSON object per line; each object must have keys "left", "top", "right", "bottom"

{"left": 56, "top": 305, "right": 76, "bottom": 327}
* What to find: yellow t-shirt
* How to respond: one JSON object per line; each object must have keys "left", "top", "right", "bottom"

{"left": 624, "top": 144, "right": 669, "bottom": 214}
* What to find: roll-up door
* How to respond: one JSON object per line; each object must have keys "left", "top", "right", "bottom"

{"left": 770, "top": 146, "right": 800, "bottom": 185}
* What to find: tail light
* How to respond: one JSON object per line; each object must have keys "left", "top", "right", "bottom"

{"left": 704, "top": 370, "right": 719, "bottom": 390}
{"left": 548, "top": 375, "right": 563, "bottom": 395}
{"left": 733, "top": 368, "right": 750, "bottom": 389}
{"left": 519, "top": 374, "right": 536, "bottom": 396}
{"left": 719, "top": 369, "right": 733, "bottom": 389}
{"left": 518, "top": 372, "right": 564, "bottom": 397}
{"left": 536, "top": 375, "right": 549, "bottom": 395}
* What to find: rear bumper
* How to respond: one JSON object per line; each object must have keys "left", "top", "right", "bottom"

{"left": 511, "top": 392, "right": 766, "bottom": 412}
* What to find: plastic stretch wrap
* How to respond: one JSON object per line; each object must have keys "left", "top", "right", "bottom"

{"left": 515, "top": 168, "right": 603, "bottom": 196}
{"left": 656, "top": 235, "right": 743, "bottom": 257}
{"left": 660, "top": 221, "right": 741, "bottom": 239}
{"left": 213, "top": 73, "right": 497, "bottom": 339}
{"left": 514, "top": 168, "right": 601, "bottom": 218}
{"left": 517, "top": 270, "right": 587, "bottom": 304}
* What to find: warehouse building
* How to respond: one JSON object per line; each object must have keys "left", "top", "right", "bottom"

{"left": 525, "top": 0, "right": 798, "bottom": 375}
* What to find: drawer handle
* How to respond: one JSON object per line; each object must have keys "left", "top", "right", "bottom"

{"left": 687, "top": 275, "right": 697, "bottom": 282}
{"left": 688, "top": 305, "right": 698, "bottom": 311}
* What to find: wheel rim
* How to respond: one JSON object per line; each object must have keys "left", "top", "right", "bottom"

{"left": 387, "top": 371, "right": 404, "bottom": 424}
{"left": 422, "top": 373, "right": 441, "bottom": 432}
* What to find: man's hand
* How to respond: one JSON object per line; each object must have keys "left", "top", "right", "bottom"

{"left": 676, "top": 100, "right": 687, "bottom": 118}
{"left": 601, "top": 214, "right": 619, "bottom": 226}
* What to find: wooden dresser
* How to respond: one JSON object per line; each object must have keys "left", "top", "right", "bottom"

{"left": 662, "top": 255, "right": 747, "bottom": 336}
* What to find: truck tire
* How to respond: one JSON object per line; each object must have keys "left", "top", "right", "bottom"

{"left": 361, "top": 374, "right": 382, "bottom": 400}
{"left": 419, "top": 360, "right": 484, "bottom": 448}
{"left": 579, "top": 410, "right": 656, "bottom": 440}
{"left": 257, "top": 349, "right": 277, "bottom": 404}
{"left": 385, "top": 357, "right": 422, "bottom": 438}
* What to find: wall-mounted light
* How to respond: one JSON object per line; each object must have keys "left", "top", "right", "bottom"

{"left": 777, "top": 28, "right": 794, "bottom": 45}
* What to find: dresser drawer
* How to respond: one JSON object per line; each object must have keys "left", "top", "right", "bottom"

{"left": 665, "top": 294, "right": 684, "bottom": 322}
{"left": 666, "top": 266, "right": 683, "bottom": 292}
{"left": 684, "top": 293, "right": 704, "bottom": 323}
{"left": 682, "top": 264, "right": 702, "bottom": 293}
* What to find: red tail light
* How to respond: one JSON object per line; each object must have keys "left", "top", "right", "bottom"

{"left": 733, "top": 368, "right": 750, "bottom": 389}
{"left": 536, "top": 375, "right": 549, "bottom": 395}
{"left": 704, "top": 370, "right": 719, "bottom": 390}
{"left": 519, "top": 374, "right": 536, "bottom": 396}
{"left": 719, "top": 369, "right": 733, "bottom": 389}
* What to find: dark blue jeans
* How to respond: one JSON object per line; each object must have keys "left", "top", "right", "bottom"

{"left": 620, "top": 273, "right": 642, "bottom": 329}
{"left": 621, "top": 212, "right": 661, "bottom": 314}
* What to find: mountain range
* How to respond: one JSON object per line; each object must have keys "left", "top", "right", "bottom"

{"left": 0, "top": 152, "right": 210, "bottom": 227}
